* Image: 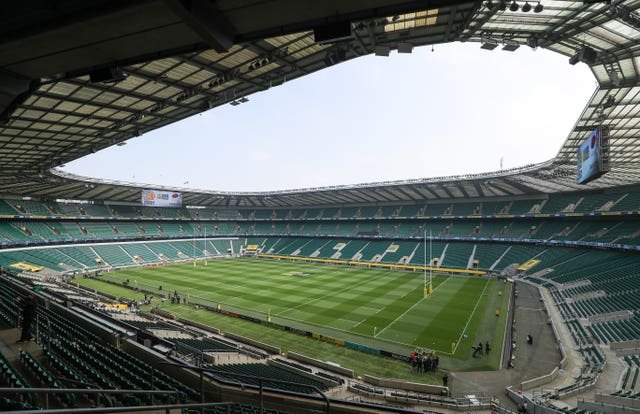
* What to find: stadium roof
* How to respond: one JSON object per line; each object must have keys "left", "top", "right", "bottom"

{"left": 1, "top": 0, "right": 640, "bottom": 207}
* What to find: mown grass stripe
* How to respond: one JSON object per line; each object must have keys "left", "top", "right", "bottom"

{"left": 93, "top": 259, "right": 496, "bottom": 352}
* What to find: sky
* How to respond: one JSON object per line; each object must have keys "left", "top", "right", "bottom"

{"left": 62, "top": 42, "right": 595, "bottom": 192}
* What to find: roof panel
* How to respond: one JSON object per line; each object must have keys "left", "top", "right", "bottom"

{"left": 383, "top": 9, "right": 439, "bottom": 33}
{"left": 589, "top": 25, "right": 632, "bottom": 45}
{"left": 1, "top": 0, "right": 640, "bottom": 204}
{"left": 601, "top": 20, "right": 640, "bottom": 41}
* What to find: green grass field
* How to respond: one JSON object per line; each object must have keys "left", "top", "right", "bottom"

{"left": 80, "top": 258, "right": 507, "bottom": 358}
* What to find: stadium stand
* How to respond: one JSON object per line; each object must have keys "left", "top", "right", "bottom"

{"left": 57, "top": 246, "right": 101, "bottom": 269}
{"left": 11, "top": 200, "right": 54, "bottom": 216}
{"left": 0, "top": 222, "right": 32, "bottom": 242}
{"left": 399, "top": 204, "right": 425, "bottom": 217}
{"left": 2, "top": 2, "right": 640, "bottom": 413}
{"left": 440, "top": 243, "right": 475, "bottom": 269}
{"left": 74, "top": 204, "right": 113, "bottom": 217}
{"left": 379, "top": 241, "right": 416, "bottom": 264}
{"left": 109, "top": 205, "right": 141, "bottom": 218}
{"left": 0, "top": 200, "right": 19, "bottom": 215}
{"left": 0, "top": 199, "right": 636, "bottom": 413}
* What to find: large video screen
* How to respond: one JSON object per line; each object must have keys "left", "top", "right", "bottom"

{"left": 141, "top": 189, "right": 182, "bottom": 207}
{"left": 576, "top": 127, "right": 606, "bottom": 185}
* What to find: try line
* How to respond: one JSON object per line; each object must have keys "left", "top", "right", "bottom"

{"left": 452, "top": 278, "right": 490, "bottom": 355}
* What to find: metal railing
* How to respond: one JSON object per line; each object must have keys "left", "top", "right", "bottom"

{"left": 0, "top": 400, "right": 238, "bottom": 414}
{"left": 151, "top": 361, "right": 331, "bottom": 413}
{"left": 0, "top": 387, "right": 180, "bottom": 413}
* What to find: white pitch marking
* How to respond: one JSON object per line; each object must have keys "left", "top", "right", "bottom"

{"left": 374, "top": 275, "right": 453, "bottom": 338}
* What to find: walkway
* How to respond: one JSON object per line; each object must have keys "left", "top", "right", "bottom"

{"left": 450, "top": 282, "right": 562, "bottom": 407}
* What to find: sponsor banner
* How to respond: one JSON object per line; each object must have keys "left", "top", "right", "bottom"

{"left": 239, "top": 314, "right": 262, "bottom": 324}
{"left": 344, "top": 341, "right": 380, "bottom": 355}
{"left": 142, "top": 189, "right": 182, "bottom": 207}
{"left": 311, "top": 333, "right": 344, "bottom": 346}
{"left": 380, "top": 350, "right": 411, "bottom": 362}
{"left": 284, "top": 326, "right": 312, "bottom": 336}
{"left": 218, "top": 308, "right": 240, "bottom": 318}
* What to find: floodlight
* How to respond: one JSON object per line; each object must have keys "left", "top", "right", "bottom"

{"left": 576, "top": 46, "right": 598, "bottom": 65}
{"left": 481, "top": 43, "right": 499, "bottom": 50}
{"left": 569, "top": 46, "right": 597, "bottom": 65}
{"left": 397, "top": 42, "right": 413, "bottom": 53}
{"left": 569, "top": 54, "right": 580, "bottom": 65}
{"left": 533, "top": 2, "right": 543, "bottom": 12}
{"left": 374, "top": 46, "right": 390, "bottom": 56}
{"left": 509, "top": 1, "right": 519, "bottom": 11}
{"left": 522, "top": 1, "right": 532, "bottom": 12}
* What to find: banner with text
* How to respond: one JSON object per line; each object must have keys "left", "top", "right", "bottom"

{"left": 142, "top": 189, "right": 182, "bottom": 207}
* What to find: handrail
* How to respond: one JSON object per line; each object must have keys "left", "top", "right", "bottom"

{"left": 0, "top": 401, "right": 235, "bottom": 414}
{"left": 0, "top": 388, "right": 177, "bottom": 396}
{"left": 151, "top": 361, "right": 330, "bottom": 413}
{"left": 36, "top": 313, "right": 51, "bottom": 351}
{"left": 0, "top": 387, "right": 179, "bottom": 412}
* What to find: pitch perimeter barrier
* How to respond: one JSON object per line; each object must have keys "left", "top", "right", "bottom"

{"left": 176, "top": 318, "right": 220, "bottom": 334}
{"left": 287, "top": 352, "right": 355, "bottom": 377}
{"left": 267, "top": 359, "right": 340, "bottom": 387}
{"left": 258, "top": 253, "right": 486, "bottom": 276}
{"left": 363, "top": 374, "right": 449, "bottom": 396}
{"left": 224, "top": 332, "right": 281, "bottom": 355}
{"left": 344, "top": 341, "right": 381, "bottom": 356}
